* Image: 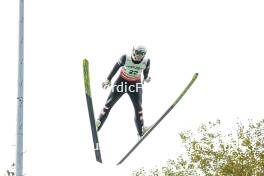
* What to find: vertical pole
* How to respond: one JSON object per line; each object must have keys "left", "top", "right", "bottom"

{"left": 16, "top": 0, "right": 24, "bottom": 175}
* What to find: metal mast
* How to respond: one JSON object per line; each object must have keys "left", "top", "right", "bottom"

{"left": 16, "top": 0, "right": 24, "bottom": 175}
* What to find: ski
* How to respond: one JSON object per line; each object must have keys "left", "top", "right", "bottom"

{"left": 117, "top": 73, "right": 199, "bottom": 165}
{"left": 83, "top": 59, "right": 102, "bottom": 163}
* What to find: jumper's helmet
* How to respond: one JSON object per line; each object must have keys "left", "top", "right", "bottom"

{"left": 132, "top": 45, "right": 147, "bottom": 61}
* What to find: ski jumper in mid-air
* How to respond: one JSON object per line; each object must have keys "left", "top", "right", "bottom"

{"left": 96, "top": 45, "right": 151, "bottom": 137}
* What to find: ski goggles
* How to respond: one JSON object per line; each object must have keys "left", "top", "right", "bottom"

{"left": 134, "top": 50, "right": 146, "bottom": 56}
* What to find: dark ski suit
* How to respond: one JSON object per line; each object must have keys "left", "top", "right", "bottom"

{"left": 97, "top": 54, "right": 150, "bottom": 136}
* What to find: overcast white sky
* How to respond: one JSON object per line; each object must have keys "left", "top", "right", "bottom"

{"left": 1, "top": 0, "right": 264, "bottom": 175}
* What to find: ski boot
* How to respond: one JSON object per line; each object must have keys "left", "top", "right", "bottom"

{"left": 95, "top": 120, "right": 101, "bottom": 131}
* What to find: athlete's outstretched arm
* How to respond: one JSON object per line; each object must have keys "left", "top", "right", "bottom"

{"left": 107, "top": 55, "right": 126, "bottom": 81}
{"left": 143, "top": 59, "right": 150, "bottom": 79}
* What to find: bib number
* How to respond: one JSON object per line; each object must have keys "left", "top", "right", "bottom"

{"left": 128, "top": 70, "right": 139, "bottom": 76}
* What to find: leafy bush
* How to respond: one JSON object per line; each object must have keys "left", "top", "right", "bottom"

{"left": 132, "top": 119, "right": 264, "bottom": 176}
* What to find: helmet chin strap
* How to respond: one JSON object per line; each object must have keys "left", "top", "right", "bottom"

{"left": 132, "top": 54, "right": 143, "bottom": 62}
{"left": 132, "top": 56, "right": 143, "bottom": 62}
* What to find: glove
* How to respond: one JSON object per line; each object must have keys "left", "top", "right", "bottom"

{"left": 143, "top": 77, "right": 151, "bottom": 84}
{"left": 102, "top": 79, "right": 111, "bottom": 89}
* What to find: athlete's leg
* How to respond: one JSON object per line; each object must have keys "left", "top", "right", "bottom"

{"left": 128, "top": 82, "right": 144, "bottom": 136}
{"left": 97, "top": 77, "right": 125, "bottom": 131}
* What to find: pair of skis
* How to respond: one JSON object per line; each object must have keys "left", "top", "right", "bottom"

{"left": 82, "top": 59, "right": 198, "bottom": 165}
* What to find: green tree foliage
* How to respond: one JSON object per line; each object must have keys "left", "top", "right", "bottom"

{"left": 132, "top": 119, "right": 264, "bottom": 176}
{"left": 3, "top": 163, "right": 15, "bottom": 176}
